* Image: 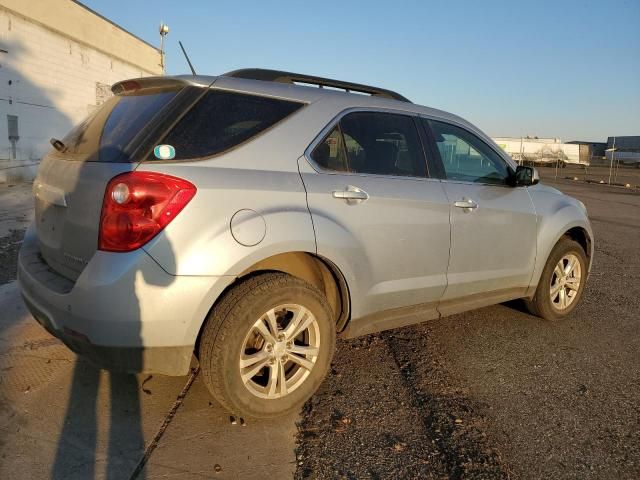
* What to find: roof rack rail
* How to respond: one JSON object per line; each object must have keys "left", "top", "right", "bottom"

{"left": 223, "top": 68, "right": 411, "bottom": 103}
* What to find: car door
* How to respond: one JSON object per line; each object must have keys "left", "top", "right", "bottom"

{"left": 421, "top": 118, "right": 537, "bottom": 311}
{"left": 299, "top": 110, "right": 451, "bottom": 327}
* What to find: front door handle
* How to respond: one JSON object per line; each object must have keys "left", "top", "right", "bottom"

{"left": 454, "top": 198, "right": 478, "bottom": 210}
{"left": 332, "top": 186, "right": 369, "bottom": 202}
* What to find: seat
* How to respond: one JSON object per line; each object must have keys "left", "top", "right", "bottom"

{"left": 364, "top": 142, "right": 398, "bottom": 175}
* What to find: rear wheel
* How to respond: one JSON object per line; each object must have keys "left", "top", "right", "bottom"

{"left": 525, "top": 237, "right": 587, "bottom": 321}
{"left": 198, "top": 272, "right": 335, "bottom": 418}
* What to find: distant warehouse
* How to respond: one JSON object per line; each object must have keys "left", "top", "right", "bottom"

{"left": 0, "top": 0, "right": 163, "bottom": 181}
{"left": 606, "top": 136, "right": 640, "bottom": 167}
{"left": 492, "top": 136, "right": 606, "bottom": 166}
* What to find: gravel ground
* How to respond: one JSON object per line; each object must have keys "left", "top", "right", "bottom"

{"left": 296, "top": 180, "right": 640, "bottom": 479}
{"left": 295, "top": 333, "right": 510, "bottom": 480}
{"left": 0, "top": 229, "right": 24, "bottom": 285}
{"left": 0, "top": 182, "right": 31, "bottom": 285}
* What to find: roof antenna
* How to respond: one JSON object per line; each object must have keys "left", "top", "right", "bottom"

{"left": 179, "top": 40, "right": 197, "bottom": 75}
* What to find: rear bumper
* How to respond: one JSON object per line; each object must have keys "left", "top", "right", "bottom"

{"left": 20, "top": 293, "right": 192, "bottom": 374}
{"left": 17, "top": 224, "right": 234, "bottom": 375}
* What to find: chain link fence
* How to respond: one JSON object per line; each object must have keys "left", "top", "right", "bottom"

{"left": 515, "top": 155, "right": 640, "bottom": 191}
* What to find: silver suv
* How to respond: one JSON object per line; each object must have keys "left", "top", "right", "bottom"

{"left": 18, "top": 69, "right": 593, "bottom": 417}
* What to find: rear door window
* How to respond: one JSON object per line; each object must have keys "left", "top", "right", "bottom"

{"left": 341, "top": 112, "right": 427, "bottom": 177}
{"left": 157, "top": 90, "right": 304, "bottom": 159}
{"left": 311, "top": 111, "right": 427, "bottom": 177}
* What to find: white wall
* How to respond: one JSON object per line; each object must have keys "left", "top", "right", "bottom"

{"left": 0, "top": 4, "right": 161, "bottom": 181}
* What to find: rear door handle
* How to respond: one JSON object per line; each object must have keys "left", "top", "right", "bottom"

{"left": 454, "top": 198, "right": 478, "bottom": 210}
{"left": 332, "top": 186, "right": 369, "bottom": 202}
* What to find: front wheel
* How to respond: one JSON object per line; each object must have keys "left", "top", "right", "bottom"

{"left": 198, "top": 272, "right": 336, "bottom": 418}
{"left": 525, "top": 237, "right": 588, "bottom": 321}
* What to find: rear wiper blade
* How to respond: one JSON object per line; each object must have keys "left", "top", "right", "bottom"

{"left": 50, "top": 138, "right": 67, "bottom": 153}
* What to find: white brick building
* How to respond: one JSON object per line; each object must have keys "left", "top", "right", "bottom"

{"left": 0, "top": 0, "right": 162, "bottom": 181}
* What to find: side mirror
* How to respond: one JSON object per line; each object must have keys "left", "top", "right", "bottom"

{"left": 514, "top": 165, "right": 539, "bottom": 186}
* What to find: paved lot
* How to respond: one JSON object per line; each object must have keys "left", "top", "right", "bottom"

{"left": 0, "top": 277, "right": 298, "bottom": 480}
{"left": 0, "top": 178, "right": 638, "bottom": 479}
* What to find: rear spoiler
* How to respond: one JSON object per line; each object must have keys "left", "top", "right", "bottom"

{"left": 111, "top": 76, "right": 216, "bottom": 95}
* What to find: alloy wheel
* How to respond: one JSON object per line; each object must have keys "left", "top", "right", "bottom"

{"left": 550, "top": 253, "right": 582, "bottom": 310}
{"left": 239, "top": 304, "right": 320, "bottom": 399}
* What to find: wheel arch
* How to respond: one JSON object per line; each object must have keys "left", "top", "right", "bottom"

{"left": 194, "top": 252, "right": 351, "bottom": 356}
{"left": 529, "top": 211, "right": 594, "bottom": 294}
{"left": 563, "top": 226, "right": 592, "bottom": 265}
{"left": 237, "top": 252, "right": 351, "bottom": 332}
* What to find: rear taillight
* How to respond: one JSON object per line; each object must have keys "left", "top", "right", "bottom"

{"left": 99, "top": 171, "right": 196, "bottom": 252}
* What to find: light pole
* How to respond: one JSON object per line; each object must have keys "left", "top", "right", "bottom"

{"left": 159, "top": 23, "right": 169, "bottom": 73}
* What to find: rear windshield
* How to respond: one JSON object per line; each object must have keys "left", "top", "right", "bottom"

{"left": 153, "top": 90, "right": 304, "bottom": 160}
{"left": 61, "top": 90, "right": 179, "bottom": 162}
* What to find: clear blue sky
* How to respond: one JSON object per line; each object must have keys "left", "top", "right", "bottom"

{"left": 82, "top": 0, "right": 639, "bottom": 142}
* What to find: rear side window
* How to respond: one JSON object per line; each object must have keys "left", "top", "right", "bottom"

{"left": 62, "top": 90, "right": 179, "bottom": 162}
{"left": 312, "top": 126, "right": 349, "bottom": 172}
{"left": 311, "top": 111, "right": 427, "bottom": 177}
{"left": 158, "top": 91, "right": 304, "bottom": 160}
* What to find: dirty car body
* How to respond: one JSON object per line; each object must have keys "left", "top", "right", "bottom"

{"left": 17, "top": 69, "right": 593, "bottom": 416}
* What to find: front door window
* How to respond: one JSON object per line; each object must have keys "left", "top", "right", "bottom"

{"left": 425, "top": 119, "right": 509, "bottom": 185}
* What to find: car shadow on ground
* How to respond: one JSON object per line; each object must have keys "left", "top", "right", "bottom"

{"left": 30, "top": 144, "right": 176, "bottom": 479}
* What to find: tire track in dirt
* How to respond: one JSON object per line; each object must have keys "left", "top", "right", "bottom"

{"left": 295, "top": 334, "right": 449, "bottom": 479}
{"left": 295, "top": 330, "right": 510, "bottom": 479}
{"left": 384, "top": 328, "right": 510, "bottom": 479}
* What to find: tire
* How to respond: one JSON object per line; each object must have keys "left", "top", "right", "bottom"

{"left": 524, "top": 237, "right": 588, "bottom": 321}
{"left": 198, "top": 272, "right": 336, "bottom": 418}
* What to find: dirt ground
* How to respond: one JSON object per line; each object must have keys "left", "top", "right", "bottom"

{"left": 537, "top": 163, "right": 640, "bottom": 190}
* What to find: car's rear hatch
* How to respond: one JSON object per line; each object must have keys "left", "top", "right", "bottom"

{"left": 34, "top": 79, "right": 206, "bottom": 281}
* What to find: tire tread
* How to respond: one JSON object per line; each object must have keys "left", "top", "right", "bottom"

{"left": 198, "top": 272, "right": 333, "bottom": 417}
{"left": 525, "top": 237, "right": 587, "bottom": 321}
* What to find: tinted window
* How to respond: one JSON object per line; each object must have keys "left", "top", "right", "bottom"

{"left": 312, "top": 126, "right": 349, "bottom": 172}
{"left": 62, "top": 90, "right": 179, "bottom": 162}
{"left": 426, "top": 120, "right": 509, "bottom": 185}
{"left": 160, "top": 91, "right": 303, "bottom": 159}
{"left": 340, "top": 112, "right": 426, "bottom": 177}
